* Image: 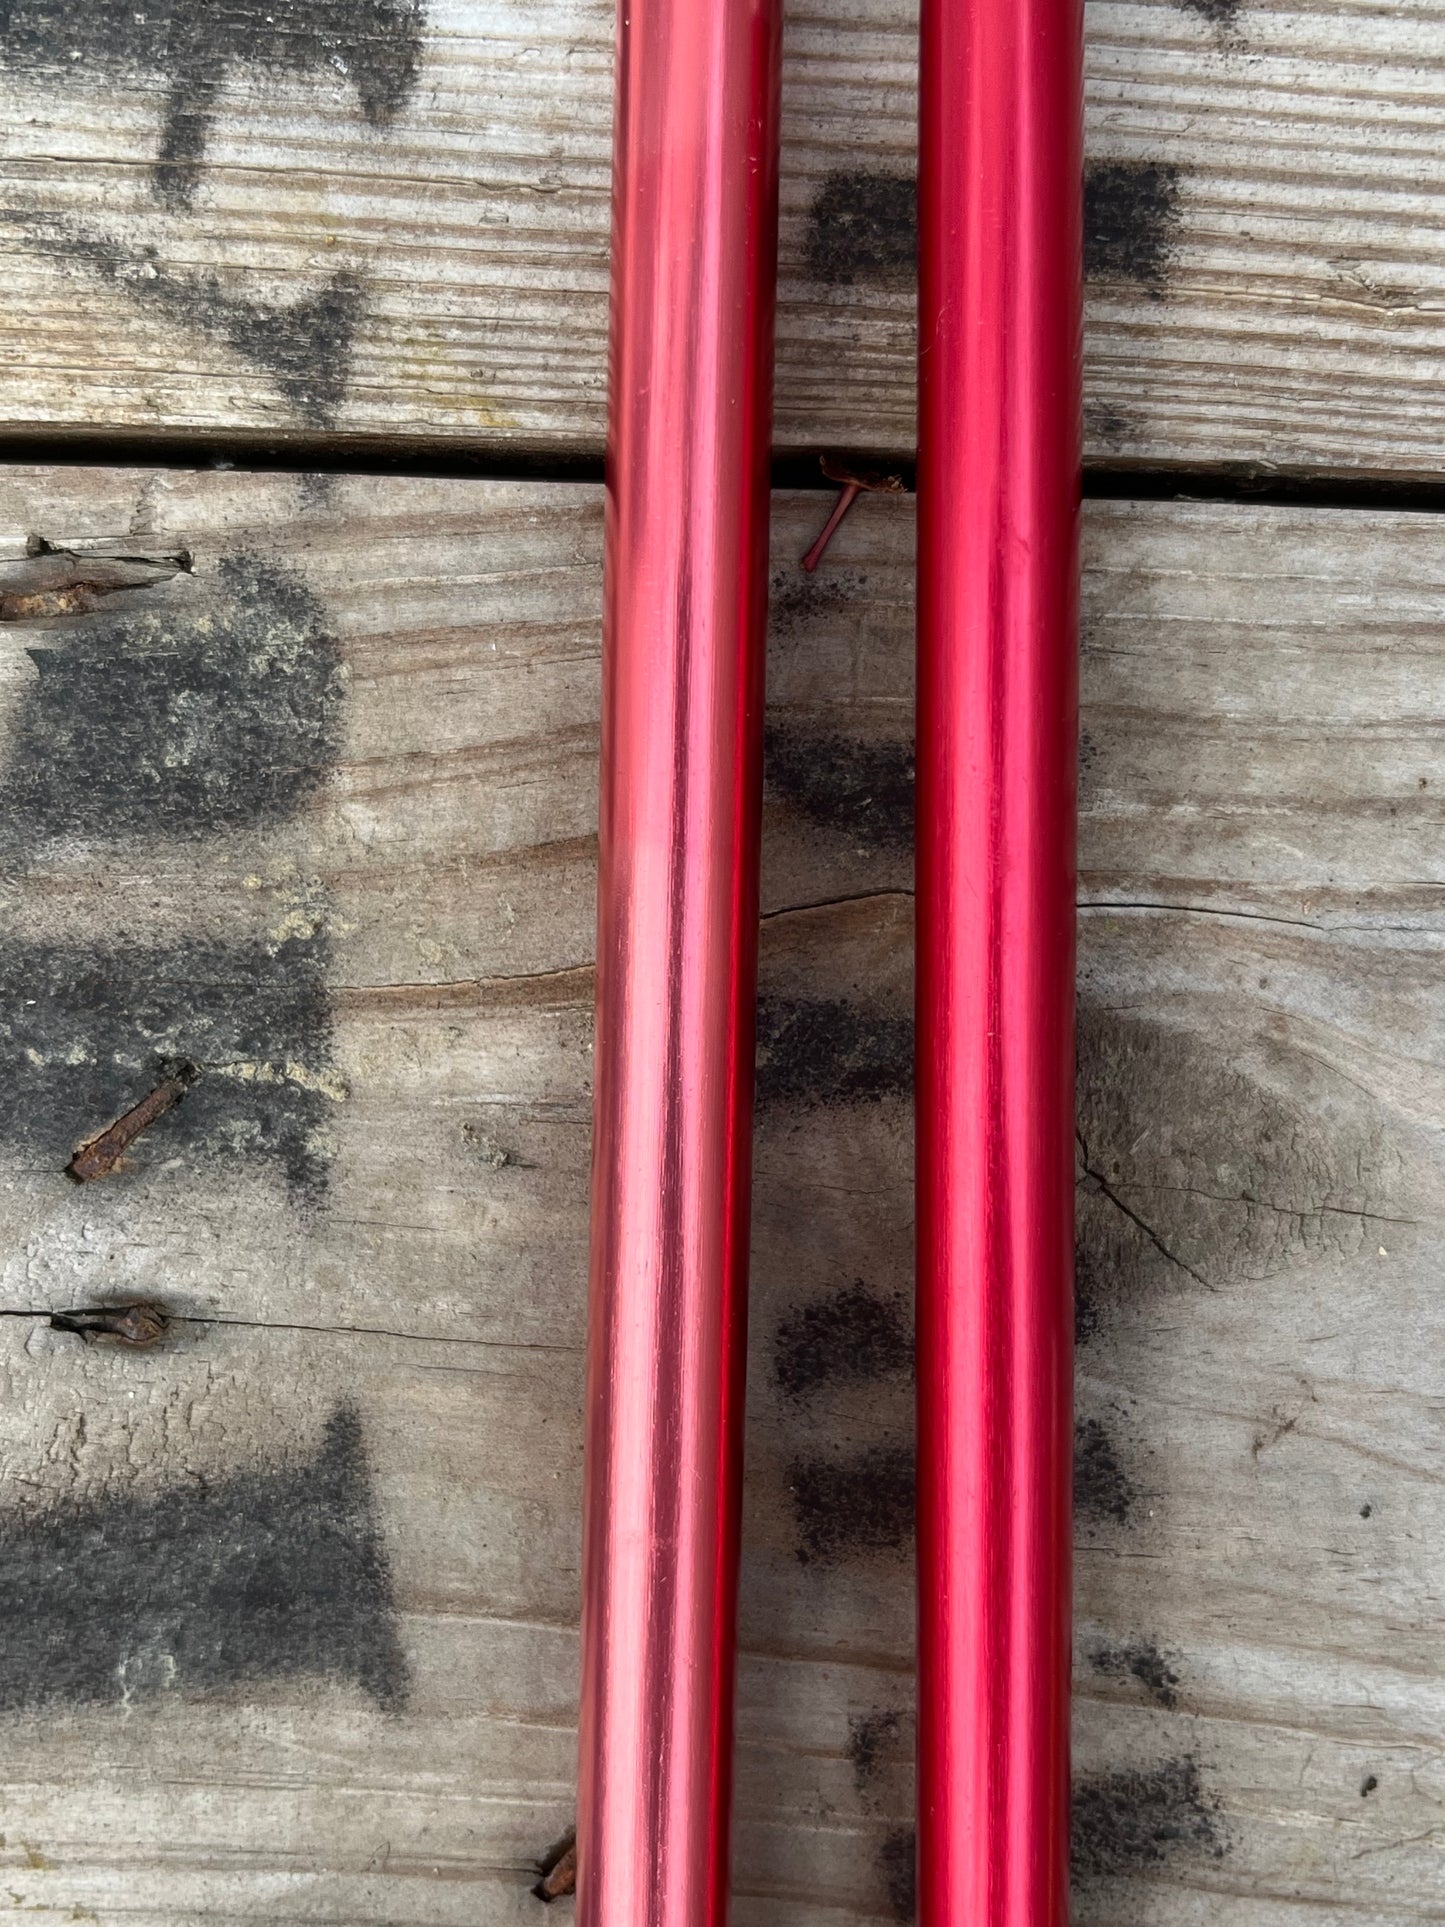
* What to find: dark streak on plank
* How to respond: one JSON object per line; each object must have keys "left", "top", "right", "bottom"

{"left": 2, "top": 550, "right": 344, "bottom": 841}
{"left": 0, "top": 1403, "right": 408, "bottom": 1714}
{"left": 0, "top": 0, "right": 424, "bottom": 210}
{"left": 773, "top": 1280, "right": 912, "bottom": 1403}
{"left": 763, "top": 722, "right": 914, "bottom": 851}
{"left": 1083, "top": 161, "right": 1183, "bottom": 295}
{"left": 0, "top": 211, "right": 365, "bottom": 424}
{"left": 754, "top": 996, "right": 913, "bottom": 1111}
{"left": 788, "top": 1444, "right": 915, "bottom": 1565}
{"left": 803, "top": 170, "right": 917, "bottom": 287}
{"left": 1072, "top": 1756, "right": 1227, "bottom": 1878}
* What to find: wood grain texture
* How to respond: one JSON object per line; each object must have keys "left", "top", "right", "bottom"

{"left": 0, "top": 473, "right": 1442, "bottom": 1923}
{"left": 3, "top": 1, "right": 1445, "bottom": 474}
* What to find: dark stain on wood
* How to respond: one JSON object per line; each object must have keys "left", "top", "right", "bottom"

{"left": 803, "top": 162, "right": 1184, "bottom": 297}
{"left": 1075, "top": 1004, "right": 1397, "bottom": 1340}
{"left": 1179, "top": 0, "right": 1240, "bottom": 25}
{"left": 764, "top": 722, "right": 914, "bottom": 851}
{"left": 1091, "top": 1637, "right": 1181, "bottom": 1710}
{"left": 0, "top": 1403, "right": 407, "bottom": 1713}
{"left": 878, "top": 1825, "right": 917, "bottom": 1922}
{"left": 1072, "top": 1756, "right": 1226, "bottom": 1878}
{"left": 67, "top": 1065, "right": 197, "bottom": 1181}
{"left": 768, "top": 566, "right": 867, "bottom": 642}
{"left": 0, "top": 931, "right": 341, "bottom": 1199}
{"left": 1074, "top": 1416, "right": 1136, "bottom": 1526}
{"left": 49, "top": 1301, "right": 171, "bottom": 1347}
{"left": 755, "top": 996, "right": 912, "bottom": 1111}
{"left": 1084, "top": 161, "right": 1183, "bottom": 295}
{"left": 774, "top": 1281, "right": 911, "bottom": 1403}
{"left": 803, "top": 171, "right": 917, "bottom": 286}
{"left": 788, "top": 1444, "right": 914, "bottom": 1564}
{"left": 0, "top": 212, "right": 365, "bottom": 423}
{"left": 847, "top": 1706, "right": 902, "bottom": 1800}
{"left": 2, "top": 552, "right": 344, "bottom": 842}
{"left": 0, "top": 0, "right": 425, "bottom": 210}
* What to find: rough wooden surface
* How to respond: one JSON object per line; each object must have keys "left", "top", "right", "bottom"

{"left": 3, "top": 1, "right": 1445, "bottom": 475}
{"left": 0, "top": 472, "right": 1441, "bottom": 1922}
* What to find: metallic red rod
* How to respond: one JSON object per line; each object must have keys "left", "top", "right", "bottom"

{"left": 915, "top": 0, "right": 1083, "bottom": 1920}
{"left": 576, "top": 0, "right": 781, "bottom": 1920}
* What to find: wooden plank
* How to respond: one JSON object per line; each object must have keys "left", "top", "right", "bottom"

{"left": 0, "top": 474, "right": 1443, "bottom": 1923}
{"left": 3, "top": 2, "right": 1445, "bottom": 475}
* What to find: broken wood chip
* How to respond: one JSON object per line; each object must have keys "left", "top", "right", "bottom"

{"left": 50, "top": 1302, "right": 170, "bottom": 1348}
{"left": 532, "top": 1829, "right": 577, "bottom": 1903}
{"left": 66, "top": 1064, "right": 198, "bottom": 1183}
{"left": 0, "top": 542, "right": 192, "bottom": 621}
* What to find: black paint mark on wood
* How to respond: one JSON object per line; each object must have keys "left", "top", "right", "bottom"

{"left": 764, "top": 722, "right": 914, "bottom": 851}
{"left": 1072, "top": 1756, "right": 1226, "bottom": 1878}
{"left": 1361, "top": 1774, "right": 1378, "bottom": 1797}
{"left": 1084, "top": 400, "right": 1134, "bottom": 453}
{"left": 774, "top": 1281, "right": 911, "bottom": 1403}
{"left": 755, "top": 996, "right": 912, "bottom": 1111}
{"left": 1179, "top": 0, "right": 1240, "bottom": 25}
{"left": 789, "top": 1445, "right": 914, "bottom": 1565}
{"left": 3, "top": 552, "right": 344, "bottom": 843}
{"left": 0, "top": 0, "right": 425, "bottom": 210}
{"left": 803, "top": 162, "right": 1184, "bottom": 296}
{"left": 768, "top": 568, "right": 868, "bottom": 642}
{"left": 0, "top": 931, "right": 340, "bottom": 1199}
{"left": 0, "top": 212, "right": 364, "bottom": 423}
{"left": 0, "top": 1403, "right": 407, "bottom": 1713}
{"left": 1084, "top": 161, "right": 1182, "bottom": 296}
{"left": 804, "top": 171, "right": 917, "bottom": 287}
{"left": 1074, "top": 1416, "right": 1135, "bottom": 1526}
{"left": 1075, "top": 1004, "right": 1397, "bottom": 1340}
{"left": 848, "top": 1707, "right": 902, "bottom": 1799}
{"left": 878, "top": 1826, "right": 917, "bottom": 1923}
{"left": 1091, "top": 1638, "right": 1180, "bottom": 1710}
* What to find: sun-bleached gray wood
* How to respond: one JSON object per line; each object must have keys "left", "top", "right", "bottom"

{"left": 0, "top": 475, "right": 1442, "bottom": 1921}
{"left": 3, "top": 2, "right": 1445, "bottom": 476}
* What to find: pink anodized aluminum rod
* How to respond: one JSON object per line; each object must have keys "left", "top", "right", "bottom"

{"left": 915, "top": 0, "right": 1083, "bottom": 1921}
{"left": 575, "top": 0, "right": 781, "bottom": 1920}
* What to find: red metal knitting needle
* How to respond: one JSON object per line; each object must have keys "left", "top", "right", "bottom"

{"left": 915, "top": 0, "right": 1083, "bottom": 1921}
{"left": 575, "top": 0, "right": 781, "bottom": 1921}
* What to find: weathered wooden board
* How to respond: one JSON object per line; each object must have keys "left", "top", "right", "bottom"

{"left": 3, "top": 2, "right": 1445, "bottom": 477}
{"left": 0, "top": 474, "right": 1443, "bottom": 1925}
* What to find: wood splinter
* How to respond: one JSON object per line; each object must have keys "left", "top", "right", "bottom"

{"left": 799, "top": 454, "right": 907, "bottom": 572}
{"left": 66, "top": 1063, "right": 198, "bottom": 1183}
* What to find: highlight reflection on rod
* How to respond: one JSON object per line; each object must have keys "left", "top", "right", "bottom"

{"left": 575, "top": 0, "right": 782, "bottom": 1919}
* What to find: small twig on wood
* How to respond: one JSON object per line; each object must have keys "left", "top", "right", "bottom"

{"left": 532, "top": 1828, "right": 577, "bottom": 1902}
{"left": 49, "top": 1302, "right": 170, "bottom": 1348}
{"left": 800, "top": 454, "right": 907, "bottom": 572}
{"left": 66, "top": 1064, "right": 197, "bottom": 1183}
